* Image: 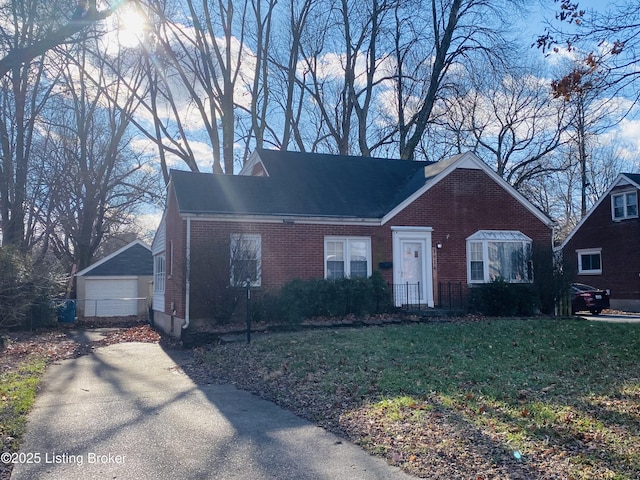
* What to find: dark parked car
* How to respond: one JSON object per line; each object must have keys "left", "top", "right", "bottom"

{"left": 571, "top": 283, "right": 610, "bottom": 315}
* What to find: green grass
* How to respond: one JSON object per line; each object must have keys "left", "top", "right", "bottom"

{"left": 0, "top": 356, "right": 47, "bottom": 448}
{"left": 199, "top": 318, "right": 640, "bottom": 479}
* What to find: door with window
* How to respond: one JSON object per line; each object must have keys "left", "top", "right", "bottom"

{"left": 392, "top": 227, "right": 434, "bottom": 308}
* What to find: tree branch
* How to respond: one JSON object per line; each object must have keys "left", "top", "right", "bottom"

{"left": 0, "top": 4, "right": 120, "bottom": 79}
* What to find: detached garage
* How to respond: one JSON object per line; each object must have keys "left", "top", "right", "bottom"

{"left": 76, "top": 240, "right": 153, "bottom": 318}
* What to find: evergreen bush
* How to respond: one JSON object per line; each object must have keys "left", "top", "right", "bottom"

{"left": 468, "top": 278, "right": 539, "bottom": 316}
{"left": 259, "top": 272, "right": 393, "bottom": 324}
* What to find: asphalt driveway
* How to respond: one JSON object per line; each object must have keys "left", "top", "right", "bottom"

{"left": 10, "top": 342, "right": 413, "bottom": 480}
{"left": 578, "top": 312, "right": 640, "bottom": 323}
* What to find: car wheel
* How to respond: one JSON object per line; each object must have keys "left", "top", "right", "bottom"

{"left": 590, "top": 309, "right": 601, "bottom": 315}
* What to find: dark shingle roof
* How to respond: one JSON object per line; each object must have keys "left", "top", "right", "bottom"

{"left": 623, "top": 173, "right": 640, "bottom": 185}
{"left": 171, "top": 149, "right": 432, "bottom": 218}
{"left": 82, "top": 243, "right": 153, "bottom": 276}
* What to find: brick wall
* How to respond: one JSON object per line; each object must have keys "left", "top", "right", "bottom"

{"left": 162, "top": 167, "right": 553, "bottom": 321}
{"left": 388, "top": 169, "right": 553, "bottom": 287}
{"left": 563, "top": 185, "right": 640, "bottom": 301}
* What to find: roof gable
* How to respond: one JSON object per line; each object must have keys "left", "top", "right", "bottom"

{"left": 382, "top": 151, "right": 555, "bottom": 227}
{"left": 560, "top": 173, "right": 640, "bottom": 249}
{"left": 76, "top": 240, "right": 153, "bottom": 277}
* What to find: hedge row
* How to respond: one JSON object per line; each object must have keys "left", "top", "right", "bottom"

{"left": 250, "top": 272, "right": 393, "bottom": 324}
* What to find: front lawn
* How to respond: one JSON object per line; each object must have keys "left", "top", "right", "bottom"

{"left": 192, "top": 318, "right": 640, "bottom": 479}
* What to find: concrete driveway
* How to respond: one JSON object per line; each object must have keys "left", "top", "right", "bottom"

{"left": 10, "top": 342, "right": 414, "bottom": 480}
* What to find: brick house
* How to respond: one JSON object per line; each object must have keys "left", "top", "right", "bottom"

{"left": 152, "top": 149, "right": 555, "bottom": 337}
{"left": 560, "top": 173, "right": 640, "bottom": 312}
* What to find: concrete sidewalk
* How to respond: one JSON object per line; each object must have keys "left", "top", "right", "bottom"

{"left": 11, "top": 342, "right": 414, "bottom": 480}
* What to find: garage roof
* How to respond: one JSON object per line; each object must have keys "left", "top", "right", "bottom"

{"left": 76, "top": 240, "right": 153, "bottom": 277}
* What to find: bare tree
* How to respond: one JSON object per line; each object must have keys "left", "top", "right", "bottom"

{"left": 131, "top": 0, "right": 252, "bottom": 174}
{"left": 436, "top": 65, "right": 571, "bottom": 189}
{"left": 0, "top": 0, "right": 67, "bottom": 248}
{"left": 271, "top": 0, "right": 314, "bottom": 151}
{"left": 33, "top": 32, "right": 158, "bottom": 271}
{"left": 237, "top": 0, "right": 277, "bottom": 163}
{"left": 390, "top": 0, "right": 519, "bottom": 160}
{"left": 0, "top": 0, "right": 119, "bottom": 79}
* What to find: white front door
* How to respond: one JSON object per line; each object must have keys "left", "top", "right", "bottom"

{"left": 401, "top": 241, "right": 423, "bottom": 285}
{"left": 392, "top": 227, "right": 434, "bottom": 308}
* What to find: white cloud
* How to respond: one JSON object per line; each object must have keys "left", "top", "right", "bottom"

{"left": 613, "top": 118, "right": 640, "bottom": 163}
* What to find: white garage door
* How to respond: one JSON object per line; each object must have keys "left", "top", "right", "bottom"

{"left": 85, "top": 278, "right": 138, "bottom": 317}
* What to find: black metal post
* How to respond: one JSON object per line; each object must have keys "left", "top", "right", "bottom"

{"left": 246, "top": 278, "right": 251, "bottom": 344}
{"left": 406, "top": 282, "right": 409, "bottom": 307}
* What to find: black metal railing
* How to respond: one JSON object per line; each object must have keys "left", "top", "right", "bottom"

{"left": 391, "top": 281, "right": 469, "bottom": 312}
{"left": 436, "top": 282, "right": 467, "bottom": 310}
{"left": 392, "top": 282, "right": 424, "bottom": 310}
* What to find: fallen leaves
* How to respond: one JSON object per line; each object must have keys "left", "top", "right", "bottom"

{"left": 1, "top": 324, "right": 162, "bottom": 376}
{"left": 1, "top": 323, "right": 166, "bottom": 480}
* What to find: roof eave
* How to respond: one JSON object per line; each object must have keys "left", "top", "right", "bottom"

{"left": 180, "top": 211, "right": 382, "bottom": 226}
{"left": 559, "top": 173, "right": 640, "bottom": 250}
{"left": 75, "top": 239, "right": 151, "bottom": 277}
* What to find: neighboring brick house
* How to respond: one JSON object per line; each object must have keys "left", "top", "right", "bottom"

{"left": 560, "top": 173, "right": 640, "bottom": 312}
{"left": 152, "top": 149, "right": 555, "bottom": 337}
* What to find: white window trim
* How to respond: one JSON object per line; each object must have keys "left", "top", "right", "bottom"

{"left": 230, "top": 234, "right": 262, "bottom": 287}
{"left": 154, "top": 255, "right": 165, "bottom": 293}
{"left": 577, "top": 248, "right": 602, "bottom": 275}
{"left": 466, "top": 230, "right": 532, "bottom": 284}
{"left": 324, "top": 236, "right": 372, "bottom": 279}
{"left": 611, "top": 190, "right": 638, "bottom": 221}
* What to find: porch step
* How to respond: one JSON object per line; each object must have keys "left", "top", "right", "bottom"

{"left": 401, "top": 306, "right": 466, "bottom": 318}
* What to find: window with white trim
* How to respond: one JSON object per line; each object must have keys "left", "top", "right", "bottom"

{"left": 154, "top": 255, "right": 165, "bottom": 293}
{"left": 230, "top": 234, "right": 261, "bottom": 286}
{"left": 612, "top": 191, "right": 638, "bottom": 220}
{"left": 577, "top": 248, "right": 602, "bottom": 275}
{"left": 324, "top": 237, "right": 371, "bottom": 280}
{"left": 466, "top": 230, "right": 532, "bottom": 284}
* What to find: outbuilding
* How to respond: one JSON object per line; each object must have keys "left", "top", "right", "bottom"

{"left": 76, "top": 240, "right": 153, "bottom": 317}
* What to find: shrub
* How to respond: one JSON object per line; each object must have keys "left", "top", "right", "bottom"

{"left": 267, "top": 272, "right": 393, "bottom": 324}
{"left": 468, "top": 278, "right": 539, "bottom": 316}
{"left": 0, "top": 247, "right": 57, "bottom": 329}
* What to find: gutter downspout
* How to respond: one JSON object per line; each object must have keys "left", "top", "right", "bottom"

{"left": 183, "top": 217, "right": 191, "bottom": 330}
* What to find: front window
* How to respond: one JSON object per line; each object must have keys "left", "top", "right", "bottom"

{"left": 154, "top": 255, "right": 165, "bottom": 293}
{"left": 612, "top": 191, "right": 638, "bottom": 220}
{"left": 324, "top": 237, "right": 371, "bottom": 279}
{"left": 467, "top": 230, "right": 532, "bottom": 284}
{"left": 230, "top": 234, "right": 261, "bottom": 286}
{"left": 577, "top": 248, "right": 602, "bottom": 275}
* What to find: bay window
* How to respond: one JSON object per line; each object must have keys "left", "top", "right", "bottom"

{"left": 467, "top": 230, "right": 532, "bottom": 284}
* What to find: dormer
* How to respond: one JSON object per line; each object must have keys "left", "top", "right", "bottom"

{"left": 239, "top": 150, "right": 270, "bottom": 177}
